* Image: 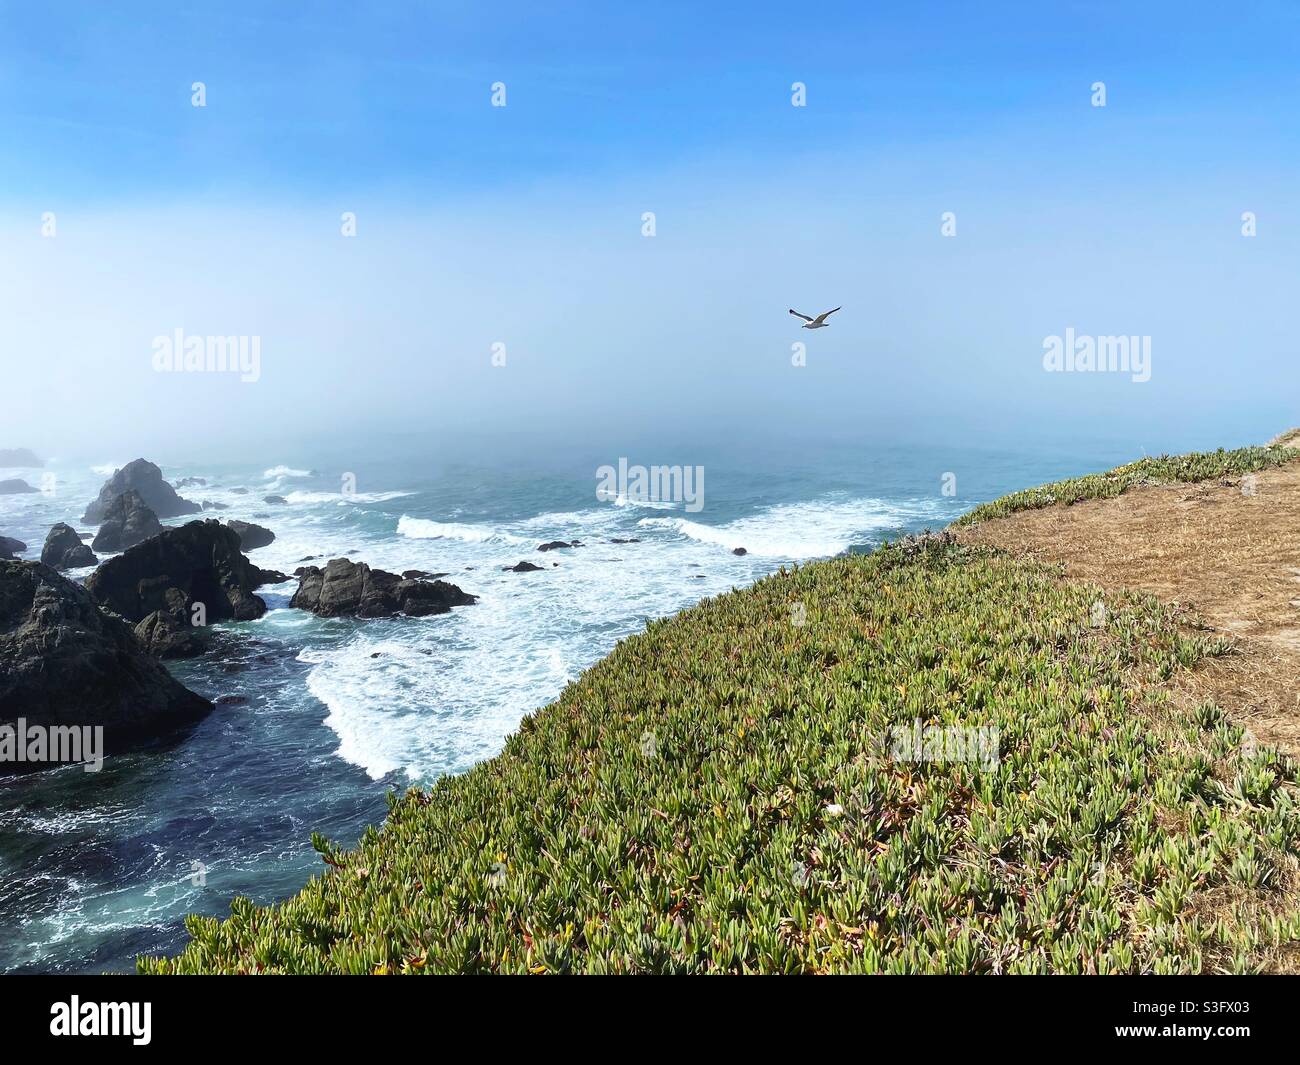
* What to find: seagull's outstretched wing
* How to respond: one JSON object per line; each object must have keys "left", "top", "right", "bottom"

{"left": 788, "top": 308, "right": 814, "bottom": 322}
{"left": 812, "top": 306, "right": 842, "bottom": 325}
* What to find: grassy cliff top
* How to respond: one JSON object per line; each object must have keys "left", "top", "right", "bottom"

{"left": 143, "top": 507, "right": 1300, "bottom": 972}
{"left": 956, "top": 442, "right": 1298, "bottom": 526}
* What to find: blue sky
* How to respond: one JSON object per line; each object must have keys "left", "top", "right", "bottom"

{"left": 5, "top": 1, "right": 1298, "bottom": 201}
{"left": 1, "top": 1, "right": 1298, "bottom": 457}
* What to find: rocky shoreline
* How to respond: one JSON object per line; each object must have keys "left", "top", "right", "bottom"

{"left": 0, "top": 458, "right": 479, "bottom": 774}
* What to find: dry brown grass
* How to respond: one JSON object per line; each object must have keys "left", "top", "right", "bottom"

{"left": 957, "top": 430, "right": 1300, "bottom": 760}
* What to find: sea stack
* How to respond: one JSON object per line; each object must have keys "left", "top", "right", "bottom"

{"left": 90, "top": 490, "right": 163, "bottom": 552}
{"left": 85, "top": 520, "right": 268, "bottom": 657}
{"left": 40, "top": 524, "right": 98, "bottom": 570}
{"left": 82, "top": 459, "right": 201, "bottom": 523}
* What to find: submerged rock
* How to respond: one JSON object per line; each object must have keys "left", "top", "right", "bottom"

{"left": 505, "top": 560, "right": 545, "bottom": 572}
{"left": 290, "top": 558, "right": 477, "bottom": 618}
{"left": 41, "top": 524, "right": 98, "bottom": 570}
{"left": 85, "top": 520, "right": 267, "bottom": 629}
{"left": 201, "top": 500, "right": 229, "bottom": 512}
{"left": 83, "top": 459, "right": 200, "bottom": 522}
{"left": 175, "top": 477, "right": 207, "bottom": 488}
{"left": 0, "top": 560, "right": 212, "bottom": 772}
{"left": 226, "top": 520, "right": 275, "bottom": 551}
{"left": 263, "top": 495, "right": 288, "bottom": 506}
{"left": 538, "top": 540, "right": 583, "bottom": 552}
{"left": 732, "top": 547, "right": 748, "bottom": 556}
{"left": 609, "top": 538, "right": 641, "bottom": 545}
{"left": 91, "top": 490, "right": 163, "bottom": 552}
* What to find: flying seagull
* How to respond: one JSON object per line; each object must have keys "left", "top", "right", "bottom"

{"left": 789, "top": 306, "right": 841, "bottom": 329}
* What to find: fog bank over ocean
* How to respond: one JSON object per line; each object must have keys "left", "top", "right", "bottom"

{"left": 3, "top": 158, "right": 1296, "bottom": 462}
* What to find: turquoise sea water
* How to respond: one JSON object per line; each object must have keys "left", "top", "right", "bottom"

{"left": 0, "top": 434, "right": 1142, "bottom": 972}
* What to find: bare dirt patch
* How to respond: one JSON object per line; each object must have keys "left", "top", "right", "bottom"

{"left": 957, "top": 439, "right": 1300, "bottom": 758}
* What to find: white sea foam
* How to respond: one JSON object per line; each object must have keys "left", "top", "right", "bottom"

{"left": 609, "top": 493, "right": 677, "bottom": 510}
{"left": 284, "top": 489, "right": 412, "bottom": 505}
{"left": 300, "top": 632, "right": 545, "bottom": 781}
{"left": 263, "top": 466, "right": 313, "bottom": 479}
{"left": 638, "top": 496, "right": 948, "bottom": 558}
{"left": 90, "top": 463, "right": 123, "bottom": 476}
{"left": 396, "top": 516, "right": 527, "bottom": 545}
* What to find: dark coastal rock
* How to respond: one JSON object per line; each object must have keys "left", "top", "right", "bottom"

{"left": 402, "top": 570, "right": 448, "bottom": 580}
{"left": 40, "top": 524, "right": 98, "bottom": 570}
{"left": 732, "top": 547, "right": 748, "bottom": 556}
{"left": 83, "top": 459, "right": 200, "bottom": 523}
{"left": 0, "top": 448, "right": 42, "bottom": 467}
{"left": 610, "top": 538, "right": 641, "bottom": 544}
{"left": 0, "top": 479, "right": 38, "bottom": 495}
{"left": 91, "top": 490, "right": 164, "bottom": 553}
{"left": 226, "top": 520, "right": 275, "bottom": 551}
{"left": 0, "top": 536, "right": 26, "bottom": 560}
{"left": 0, "top": 560, "right": 213, "bottom": 772}
{"left": 134, "top": 592, "right": 209, "bottom": 659}
{"left": 85, "top": 520, "right": 267, "bottom": 628}
{"left": 505, "top": 560, "right": 545, "bottom": 573}
{"left": 289, "top": 559, "right": 476, "bottom": 618}
{"left": 256, "top": 568, "right": 290, "bottom": 586}
{"left": 201, "top": 500, "right": 230, "bottom": 512}
{"left": 537, "top": 540, "right": 583, "bottom": 552}
{"left": 174, "top": 477, "right": 207, "bottom": 488}
{"left": 263, "top": 495, "right": 288, "bottom": 506}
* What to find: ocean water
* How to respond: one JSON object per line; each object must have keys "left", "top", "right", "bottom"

{"left": 0, "top": 436, "right": 1137, "bottom": 973}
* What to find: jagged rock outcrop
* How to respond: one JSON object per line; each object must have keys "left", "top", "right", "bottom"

{"left": 82, "top": 459, "right": 200, "bottom": 522}
{"left": 0, "top": 560, "right": 212, "bottom": 772}
{"left": 0, "top": 479, "right": 37, "bottom": 495}
{"left": 226, "top": 520, "right": 275, "bottom": 550}
{"left": 0, "top": 536, "right": 25, "bottom": 560}
{"left": 289, "top": 558, "right": 476, "bottom": 618}
{"left": 85, "top": 520, "right": 267, "bottom": 629}
{"left": 91, "top": 490, "right": 163, "bottom": 552}
{"left": 41, "top": 524, "right": 98, "bottom": 570}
